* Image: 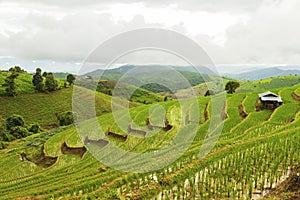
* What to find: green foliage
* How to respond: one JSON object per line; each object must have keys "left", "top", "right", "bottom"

{"left": 10, "top": 126, "right": 30, "bottom": 139}
{"left": 178, "top": 71, "right": 210, "bottom": 87}
{"left": 28, "top": 123, "right": 41, "bottom": 133}
{"left": 175, "top": 79, "right": 226, "bottom": 97}
{"left": 140, "top": 83, "right": 173, "bottom": 93}
{"left": 237, "top": 76, "right": 300, "bottom": 92}
{"left": 96, "top": 80, "right": 163, "bottom": 104}
{"left": 9, "top": 66, "right": 26, "bottom": 73}
{"left": 130, "top": 88, "right": 163, "bottom": 104}
{"left": 56, "top": 111, "right": 76, "bottom": 126}
{"left": 66, "top": 74, "right": 76, "bottom": 86}
{"left": 32, "top": 68, "right": 44, "bottom": 92}
{"left": 0, "top": 141, "right": 8, "bottom": 149}
{"left": 0, "top": 70, "right": 66, "bottom": 95}
{"left": 5, "top": 114, "right": 25, "bottom": 131}
{"left": 45, "top": 73, "right": 59, "bottom": 92}
{"left": 0, "top": 87, "right": 117, "bottom": 128}
{"left": 0, "top": 78, "right": 299, "bottom": 199}
{"left": 3, "top": 114, "right": 31, "bottom": 141}
{"left": 2, "top": 72, "right": 19, "bottom": 97}
{"left": 225, "top": 80, "right": 240, "bottom": 94}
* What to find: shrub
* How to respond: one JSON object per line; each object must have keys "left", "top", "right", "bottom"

{"left": 56, "top": 111, "right": 76, "bottom": 126}
{"left": 67, "top": 74, "right": 76, "bottom": 86}
{"left": 45, "top": 73, "right": 59, "bottom": 92}
{"left": 6, "top": 114, "right": 25, "bottom": 131}
{"left": 10, "top": 126, "right": 30, "bottom": 139}
{"left": 2, "top": 72, "right": 19, "bottom": 97}
{"left": 28, "top": 123, "right": 41, "bottom": 133}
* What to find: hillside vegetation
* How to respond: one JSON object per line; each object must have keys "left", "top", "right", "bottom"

{"left": 0, "top": 87, "right": 116, "bottom": 129}
{"left": 0, "top": 74, "right": 299, "bottom": 199}
{"left": 0, "top": 71, "right": 140, "bottom": 129}
{"left": 237, "top": 75, "right": 300, "bottom": 92}
{"left": 82, "top": 65, "right": 211, "bottom": 93}
{"left": 0, "top": 71, "right": 66, "bottom": 95}
{"left": 96, "top": 80, "right": 164, "bottom": 104}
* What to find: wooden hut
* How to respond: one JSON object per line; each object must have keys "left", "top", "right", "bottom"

{"left": 258, "top": 91, "right": 283, "bottom": 110}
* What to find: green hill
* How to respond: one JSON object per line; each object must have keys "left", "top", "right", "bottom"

{"left": 0, "top": 71, "right": 66, "bottom": 95}
{"left": 0, "top": 87, "right": 116, "bottom": 129}
{"left": 176, "top": 75, "right": 300, "bottom": 98}
{"left": 0, "top": 78, "right": 299, "bottom": 199}
{"left": 97, "top": 80, "right": 164, "bottom": 104}
{"left": 76, "top": 78, "right": 164, "bottom": 104}
{"left": 81, "top": 65, "right": 211, "bottom": 93}
{"left": 0, "top": 71, "right": 140, "bottom": 129}
{"left": 237, "top": 75, "right": 300, "bottom": 92}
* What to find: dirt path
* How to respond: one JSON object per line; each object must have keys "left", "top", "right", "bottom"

{"left": 264, "top": 166, "right": 300, "bottom": 199}
{"left": 292, "top": 91, "right": 300, "bottom": 101}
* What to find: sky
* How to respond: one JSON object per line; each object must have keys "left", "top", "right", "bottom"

{"left": 0, "top": 0, "right": 299, "bottom": 73}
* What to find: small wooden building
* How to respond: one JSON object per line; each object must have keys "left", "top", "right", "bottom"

{"left": 258, "top": 91, "right": 283, "bottom": 110}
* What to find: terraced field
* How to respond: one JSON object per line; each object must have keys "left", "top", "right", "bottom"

{"left": 0, "top": 83, "right": 299, "bottom": 199}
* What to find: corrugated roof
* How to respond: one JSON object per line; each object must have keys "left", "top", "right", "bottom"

{"left": 259, "top": 91, "right": 282, "bottom": 102}
{"left": 258, "top": 91, "right": 279, "bottom": 98}
{"left": 261, "top": 96, "right": 283, "bottom": 102}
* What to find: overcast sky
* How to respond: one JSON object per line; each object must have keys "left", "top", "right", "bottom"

{"left": 0, "top": 0, "right": 299, "bottom": 72}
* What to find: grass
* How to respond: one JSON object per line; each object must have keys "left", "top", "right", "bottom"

{"left": 0, "top": 71, "right": 66, "bottom": 95}
{"left": 237, "top": 75, "right": 300, "bottom": 92}
{"left": 0, "top": 87, "right": 114, "bottom": 129}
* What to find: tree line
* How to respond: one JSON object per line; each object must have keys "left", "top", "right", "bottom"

{"left": 32, "top": 68, "right": 75, "bottom": 93}
{"left": 1, "top": 66, "right": 75, "bottom": 97}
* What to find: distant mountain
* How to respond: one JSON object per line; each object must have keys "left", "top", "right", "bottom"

{"left": 80, "top": 64, "right": 213, "bottom": 93}
{"left": 82, "top": 69, "right": 105, "bottom": 79}
{"left": 224, "top": 67, "right": 300, "bottom": 80}
{"left": 81, "top": 64, "right": 216, "bottom": 79}
{"left": 53, "top": 72, "right": 69, "bottom": 79}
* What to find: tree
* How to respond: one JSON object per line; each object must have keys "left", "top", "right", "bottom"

{"left": 2, "top": 72, "right": 19, "bottom": 97}
{"left": 66, "top": 74, "right": 76, "bottom": 86}
{"left": 45, "top": 73, "right": 58, "bottom": 92}
{"left": 9, "top": 66, "right": 25, "bottom": 73}
{"left": 32, "top": 68, "right": 44, "bottom": 92}
{"left": 5, "top": 114, "right": 25, "bottom": 131}
{"left": 225, "top": 80, "right": 240, "bottom": 94}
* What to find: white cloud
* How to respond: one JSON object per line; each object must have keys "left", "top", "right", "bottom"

{"left": 215, "top": 0, "right": 300, "bottom": 65}
{"left": 0, "top": 0, "right": 299, "bottom": 72}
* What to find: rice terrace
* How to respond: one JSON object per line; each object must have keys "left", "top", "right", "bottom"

{"left": 0, "top": 64, "right": 299, "bottom": 199}
{"left": 1, "top": 1, "right": 300, "bottom": 199}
